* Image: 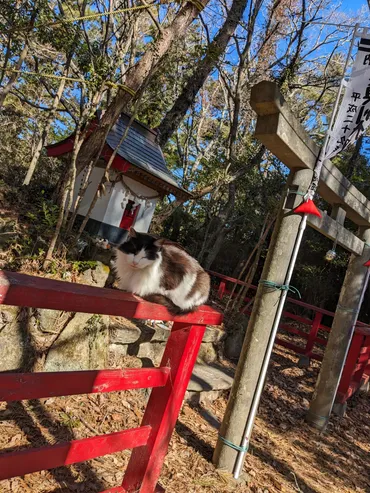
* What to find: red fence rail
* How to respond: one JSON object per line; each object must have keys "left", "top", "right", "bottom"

{"left": 209, "top": 270, "right": 370, "bottom": 404}
{"left": 0, "top": 270, "right": 223, "bottom": 492}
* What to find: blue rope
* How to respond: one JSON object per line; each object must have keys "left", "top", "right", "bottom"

{"left": 259, "top": 279, "right": 301, "bottom": 299}
{"left": 287, "top": 189, "right": 306, "bottom": 197}
{"left": 218, "top": 435, "right": 248, "bottom": 453}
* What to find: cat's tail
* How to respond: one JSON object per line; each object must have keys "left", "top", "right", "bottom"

{"left": 143, "top": 294, "right": 197, "bottom": 315}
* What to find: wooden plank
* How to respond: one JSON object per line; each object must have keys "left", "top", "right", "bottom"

{"left": 0, "top": 270, "right": 223, "bottom": 326}
{"left": 251, "top": 81, "right": 370, "bottom": 227}
{"left": 307, "top": 209, "right": 364, "bottom": 256}
{"left": 0, "top": 426, "right": 151, "bottom": 481}
{"left": 122, "top": 322, "right": 206, "bottom": 491}
{"left": 0, "top": 368, "right": 170, "bottom": 402}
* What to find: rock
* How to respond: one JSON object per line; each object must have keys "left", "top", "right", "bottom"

{"left": 44, "top": 312, "right": 92, "bottom": 371}
{"left": 0, "top": 307, "right": 24, "bottom": 371}
{"left": 138, "top": 323, "right": 171, "bottom": 342}
{"left": 89, "top": 315, "right": 109, "bottom": 369}
{"left": 203, "top": 326, "right": 225, "bottom": 343}
{"left": 44, "top": 313, "right": 108, "bottom": 371}
{"left": 110, "top": 317, "right": 141, "bottom": 344}
{"left": 197, "top": 342, "right": 218, "bottom": 363}
{"left": 135, "top": 342, "right": 165, "bottom": 365}
{"left": 81, "top": 261, "right": 110, "bottom": 287}
{"left": 35, "top": 309, "right": 66, "bottom": 334}
{"left": 0, "top": 306, "right": 17, "bottom": 325}
{"left": 109, "top": 343, "right": 128, "bottom": 356}
{"left": 224, "top": 329, "right": 245, "bottom": 360}
{"left": 185, "top": 389, "right": 225, "bottom": 406}
{"left": 188, "top": 363, "right": 234, "bottom": 392}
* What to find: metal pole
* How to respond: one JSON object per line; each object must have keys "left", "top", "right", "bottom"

{"left": 233, "top": 214, "right": 308, "bottom": 479}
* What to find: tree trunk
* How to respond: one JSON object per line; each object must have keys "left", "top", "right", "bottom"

{"left": 23, "top": 76, "right": 67, "bottom": 185}
{"left": 202, "top": 181, "right": 236, "bottom": 269}
{"left": 0, "top": 43, "right": 29, "bottom": 109}
{"left": 76, "top": 0, "right": 210, "bottom": 172}
{"left": 0, "top": 9, "right": 37, "bottom": 109}
{"left": 156, "top": 0, "right": 249, "bottom": 146}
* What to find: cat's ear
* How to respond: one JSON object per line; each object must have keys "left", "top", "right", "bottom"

{"left": 129, "top": 227, "right": 137, "bottom": 238}
{"left": 154, "top": 238, "right": 165, "bottom": 248}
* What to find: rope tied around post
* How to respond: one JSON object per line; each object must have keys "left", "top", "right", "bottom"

{"left": 287, "top": 189, "right": 306, "bottom": 197}
{"left": 259, "top": 279, "right": 301, "bottom": 298}
{"left": 218, "top": 435, "right": 248, "bottom": 453}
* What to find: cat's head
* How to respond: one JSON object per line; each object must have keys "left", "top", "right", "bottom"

{"left": 117, "top": 228, "right": 164, "bottom": 269}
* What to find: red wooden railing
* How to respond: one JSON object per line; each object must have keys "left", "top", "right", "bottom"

{"left": 0, "top": 270, "right": 223, "bottom": 492}
{"left": 336, "top": 325, "right": 370, "bottom": 403}
{"left": 209, "top": 270, "right": 370, "bottom": 404}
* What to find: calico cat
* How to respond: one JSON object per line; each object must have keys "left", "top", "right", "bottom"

{"left": 113, "top": 228, "right": 210, "bottom": 314}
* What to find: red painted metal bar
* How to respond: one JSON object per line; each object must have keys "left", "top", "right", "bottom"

{"left": 0, "top": 426, "right": 151, "bottom": 481}
{"left": 0, "top": 368, "right": 170, "bottom": 402}
{"left": 0, "top": 270, "right": 222, "bottom": 325}
{"left": 122, "top": 322, "right": 206, "bottom": 492}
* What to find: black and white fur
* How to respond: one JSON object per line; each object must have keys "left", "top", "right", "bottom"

{"left": 113, "top": 228, "right": 210, "bottom": 314}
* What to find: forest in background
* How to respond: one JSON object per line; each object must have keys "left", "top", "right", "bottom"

{"left": 1, "top": 0, "right": 370, "bottom": 318}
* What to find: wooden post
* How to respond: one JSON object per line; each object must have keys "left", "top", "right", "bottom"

{"left": 306, "top": 228, "right": 370, "bottom": 429}
{"left": 213, "top": 167, "right": 312, "bottom": 472}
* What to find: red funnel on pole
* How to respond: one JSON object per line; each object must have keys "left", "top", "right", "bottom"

{"left": 293, "top": 199, "right": 322, "bottom": 217}
{"left": 363, "top": 260, "right": 370, "bottom": 267}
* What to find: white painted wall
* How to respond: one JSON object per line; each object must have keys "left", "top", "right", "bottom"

{"left": 72, "top": 167, "right": 109, "bottom": 222}
{"left": 73, "top": 168, "right": 159, "bottom": 233}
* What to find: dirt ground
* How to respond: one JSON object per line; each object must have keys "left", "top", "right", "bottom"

{"left": 0, "top": 344, "right": 369, "bottom": 493}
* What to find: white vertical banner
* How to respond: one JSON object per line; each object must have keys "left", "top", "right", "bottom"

{"left": 325, "top": 34, "right": 370, "bottom": 160}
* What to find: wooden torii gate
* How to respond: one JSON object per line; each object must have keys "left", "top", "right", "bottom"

{"left": 213, "top": 81, "right": 370, "bottom": 472}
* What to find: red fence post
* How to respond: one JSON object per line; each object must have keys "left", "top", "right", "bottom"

{"left": 122, "top": 322, "right": 206, "bottom": 492}
{"left": 335, "top": 332, "right": 364, "bottom": 415}
{"left": 298, "top": 312, "right": 323, "bottom": 367}
{"left": 217, "top": 281, "right": 226, "bottom": 299}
